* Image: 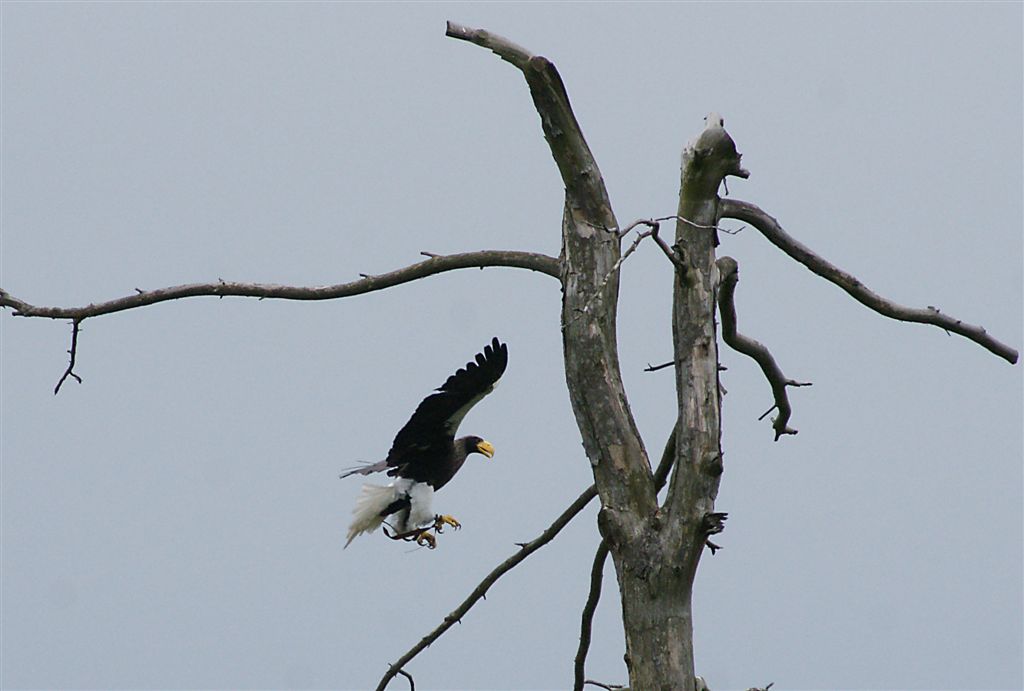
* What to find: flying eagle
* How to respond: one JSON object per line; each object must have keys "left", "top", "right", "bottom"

{"left": 342, "top": 337, "right": 508, "bottom": 549}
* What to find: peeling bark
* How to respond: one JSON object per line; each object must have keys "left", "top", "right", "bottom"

{"left": 449, "top": 26, "right": 761, "bottom": 690}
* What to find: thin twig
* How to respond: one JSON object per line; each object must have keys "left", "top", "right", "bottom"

{"left": 719, "top": 198, "right": 1018, "bottom": 364}
{"left": 582, "top": 214, "right": 725, "bottom": 238}
{"left": 613, "top": 218, "right": 653, "bottom": 238}
{"left": 643, "top": 361, "right": 673, "bottom": 372}
{"left": 394, "top": 668, "right": 415, "bottom": 690}
{"left": 567, "top": 227, "right": 651, "bottom": 325}
{"left": 717, "top": 256, "right": 809, "bottom": 440}
{"left": 653, "top": 214, "right": 721, "bottom": 232}
{"left": 54, "top": 319, "right": 83, "bottom": 395}
{"left": 573, "top": 542, "right": 610, "bottom": 691}
{"left": 647, "top": 222, "right": 685, "bottom": 269}
{"left": 719, "top": 224, "right": 746, "bottom": 236}
{"left": 569, "top": 220, "right": 689, "bottom": 328}
{"left": 375, "top": 483, "right": 598, "bottom": 691}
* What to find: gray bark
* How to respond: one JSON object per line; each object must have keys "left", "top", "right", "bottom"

{"left": 448, "top": 25, "right": 750, "bottom": 689}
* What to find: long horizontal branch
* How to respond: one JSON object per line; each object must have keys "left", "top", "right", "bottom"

{"left": 376, "top": 483, "right": 598, "bottom": 691}
{"left": 717, "top": 256, "right": 810, "bottom": 441}
{"left": 719, "top": 198, "right": 1018, "bottom": 364}
{"left": 0, "top": 250, "right": 561, "bottom": 321}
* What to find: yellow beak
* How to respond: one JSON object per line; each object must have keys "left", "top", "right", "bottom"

{"left": 476, "top": 440, "right": 495, "bottom": 458}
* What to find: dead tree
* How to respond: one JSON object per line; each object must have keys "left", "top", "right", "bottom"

{"left": 1, "top": 23, "right": 1017, "bottom": 691}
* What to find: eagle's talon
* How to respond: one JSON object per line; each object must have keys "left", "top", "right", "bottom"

{"left": 416, "top": 531, "right": 437, "bottom": 549}
{"left": 434, "top": 514, "right": 461, "bottom": 533}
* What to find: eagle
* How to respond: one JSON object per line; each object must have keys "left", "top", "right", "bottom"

{"left": 342, "top": 337, "right": 508, "bottom": 549}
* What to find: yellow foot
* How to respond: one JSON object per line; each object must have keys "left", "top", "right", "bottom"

{"left": 434, "top": 514, "right": 461, "bottom": 533}
{"left": 415, "top": 531, "right": 437, "bottom": 549}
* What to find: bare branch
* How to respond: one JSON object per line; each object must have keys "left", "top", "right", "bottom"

{"left": 449, "top": 24, "right": 656, "bottom": 544}
{"left": 647, "top": 222, "right": 685, "bottom": 269}
{"left": 653, "top": 424, "right": 679, "bottom": 493}
{"left": 54, "top": 319, "right": 84, "bottom": 395}
{"left": 568, "top": 220, "right": 685, "bottom": 329}
{"left": 449, "top": 23, "right": 611, "bottom": 221}
{"left": 644, "top": 360, "right": 673, "bottom": 373}
{"left": 717, "top": 256, "right": 809, "bottom": 440}
{"left": 375, "top": 483, "right": 598, "bottom": 691}
{"left": 654, "top": 214, "right": 721, "bottom": 232}
{"left": 445, "top": 21, "right": 533, "bottom": 69}
{"left": 1, "top": 250, "right": 560, "bottom": 322}
{"left": 393, "top": 668, "right": 414, "bottom": 690}
{"left": 574, "top": 224, "right": 655, "bottom": 320}
{"left": 573, "top": 541, "right": 611, "bottom": 691}
{"left": 719, "top": 198, "right": 1019, "bottom": 364}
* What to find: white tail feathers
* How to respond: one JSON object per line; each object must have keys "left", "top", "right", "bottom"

{"left": 344, "top": 479, "right": 436, "bottom": 548}
{"left": 345, "top": 483, "right": 398, "bottom": 548}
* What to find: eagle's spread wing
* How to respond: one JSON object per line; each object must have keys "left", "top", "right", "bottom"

{"left": 385, "top": 337, "right": 507, "bottom": 471}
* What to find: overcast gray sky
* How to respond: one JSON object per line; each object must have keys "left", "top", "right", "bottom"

{"left": 2, "top": 3, "right": 1021, "bottom": 691}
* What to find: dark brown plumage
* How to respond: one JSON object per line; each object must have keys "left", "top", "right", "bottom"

{"left": 342, "top": 338, "right": 508, "bottom": 547}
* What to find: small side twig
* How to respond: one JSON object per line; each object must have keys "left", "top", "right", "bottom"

{"left": 394, "top": 668, "right": 415, "bottom": 690}
{"left": 716, "top": 256, "right": 810, "bottom": 440}
{"left": 583, "top": 213, "right": 723, "bottom": 237}
{"left": 54, "top": 319, "right": 83, "bottom": 395}
{"left": 701, "top": 512, "right": 729, "bottom": 554}
{"left": 571, "top": 213, "right": 722, "bottom": 330}
{"left": 568, "top": 225, "right": 654, "bottom": 324}
{"left": 643, "top": 360, "right": 673, "bottom": 372}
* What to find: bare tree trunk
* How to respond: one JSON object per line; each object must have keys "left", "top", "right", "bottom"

{"left": 634, "top": 118, "right": 749, "bottom": 689}
{"left": 443, "top": 25, "right": 750, "bottom": 689}
{"left": 555, "top": 107, "right": 748, "bottom": 691}
{"left": 507, "top": 43, "right": 702, "bottom": 690}
{"left": 583, "top": 120, "right": 747, "bottom": 691}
